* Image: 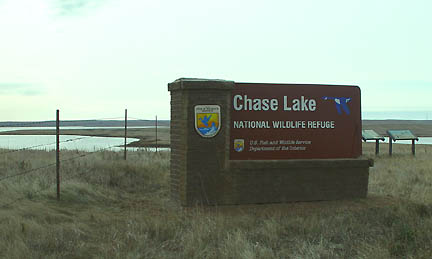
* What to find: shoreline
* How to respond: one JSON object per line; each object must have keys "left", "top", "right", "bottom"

{"left": 0, "top": 120, "right": 431, "bottom": 147}
{"left": 0, "top": 128, "right": 169, "bottom": 148}
{"left": 362, "top": 120, "right": 432, "bottom": 137}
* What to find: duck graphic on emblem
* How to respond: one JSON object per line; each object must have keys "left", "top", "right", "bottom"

{"left": 199, "top": 114, "right": 212, "bottom": 127}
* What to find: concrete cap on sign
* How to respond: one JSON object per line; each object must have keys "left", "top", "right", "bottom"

{"left": 168, "top": 78, "right": 235, "bottom": 91}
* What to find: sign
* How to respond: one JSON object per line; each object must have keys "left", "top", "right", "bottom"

{"left": 362, "top": 130, "right": 384, "bottom": 141}
{"left": 387, "top": 130, "right": 418, "bottom": 141}
{"left": 195, "top": 105, "right": 221, "bottom": 138}
{"left": 230, "top": 83, "right": 362, "bottom": 160}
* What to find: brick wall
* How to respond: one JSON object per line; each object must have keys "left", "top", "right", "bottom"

{"left": 169, "top": 89, "right": 187, "bottom": 205}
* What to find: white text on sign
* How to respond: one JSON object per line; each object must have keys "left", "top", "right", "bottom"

{"left": 233, "top": 95, "right": 317, "bottom": 112}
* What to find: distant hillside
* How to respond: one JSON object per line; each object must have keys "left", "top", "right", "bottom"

{"left": 0, "top": 120, "right": 170, "bottom": 127}
{"left": 362, "top": 120, "right": 432, "bottom": 137}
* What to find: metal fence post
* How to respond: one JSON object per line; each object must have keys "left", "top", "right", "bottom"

{"left": 56, "top": 109, "right": 60, "bottom": 200}
{"left": 124, "top": 109, "right": 127, "bottom": 160}
{"left": 375, "top": 140, "right": 379, "bottom": 155}
{"left": 389, "top": 137, "right": 392, "bottom": 156}
{"left": 155, "top": 115, "right": 158, "bottom": 153}
{"left": 412, "top": 139, "right": 416, "bottom": 155}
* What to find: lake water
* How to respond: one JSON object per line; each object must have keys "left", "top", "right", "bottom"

{"left": 0, "top": 126, "right": 167, "bottom": 152}
{"left": 0, "top": 135, "right": 140, "bottom": 152}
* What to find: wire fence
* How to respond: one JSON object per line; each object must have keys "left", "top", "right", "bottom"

{"left": 0, "top": 110, "right": 165, "bottom": 209}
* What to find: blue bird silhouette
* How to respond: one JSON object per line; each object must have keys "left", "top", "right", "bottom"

{"left": 322, "top": 97, "right": 351, "bottom": 115}
{"left": 199, "top": 115, "right": 212, "bottom": 127}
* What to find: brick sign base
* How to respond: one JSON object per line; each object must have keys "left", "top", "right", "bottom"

{"left": 168, "top": 78, "right": 372, "bottom": 206}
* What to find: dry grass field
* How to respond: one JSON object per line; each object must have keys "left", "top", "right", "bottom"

{"left": 0, "top": 143, "right": 431, "bottom": 258}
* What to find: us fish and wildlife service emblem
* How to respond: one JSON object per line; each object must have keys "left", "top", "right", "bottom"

{"left": 234, "top": 139, "right": 244, "bottom": 152}
{"left": 195, "top": 105, "right": 221, "bottom": 138}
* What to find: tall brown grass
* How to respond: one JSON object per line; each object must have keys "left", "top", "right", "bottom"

{"left": 0, "top": 143, "right": 431, "bottom": 258}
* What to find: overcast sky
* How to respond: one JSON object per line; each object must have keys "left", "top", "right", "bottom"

{"left": 0, "top": 0, "right": 431, "bottom": 121}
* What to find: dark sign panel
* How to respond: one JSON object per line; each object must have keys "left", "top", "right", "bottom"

{"left": 230, "top": 83, "right": 362, "bottom": 160}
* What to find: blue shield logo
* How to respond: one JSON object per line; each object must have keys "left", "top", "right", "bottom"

{"left": 195, "top": 105, "right": 221, "bottom": 138}
{"left": 234, "top": 139, "right": 244, "bottom": 152}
